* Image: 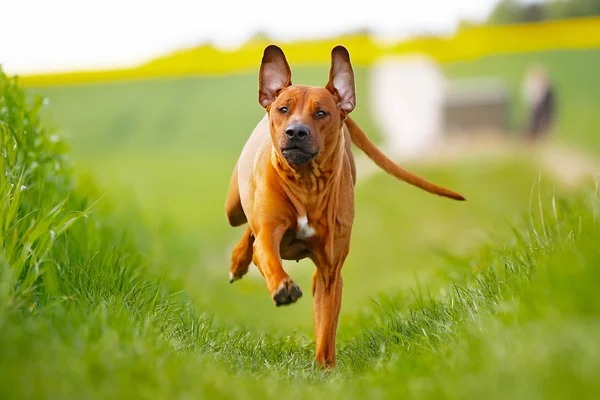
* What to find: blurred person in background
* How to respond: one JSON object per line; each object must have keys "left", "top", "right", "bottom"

{"left": 521, "top": 64, "right": 556, "bottom": 142}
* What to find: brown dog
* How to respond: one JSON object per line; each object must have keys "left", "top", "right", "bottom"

{"left": 225, "top": 45, "right": 464, "bottom": 368}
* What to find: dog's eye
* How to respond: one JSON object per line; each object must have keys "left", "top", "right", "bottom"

{"left": 315, "top": 110, "right": 329, "bottom": 118}
{"left": 278, "top": 106, "right": 289, "bottom": 114}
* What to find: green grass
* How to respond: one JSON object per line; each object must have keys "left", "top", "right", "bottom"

{"left": 29, "top": 49, "right": 600, "bottom": 334}
{"left": 1, "top": 48, "right": 599, "bottom": 398}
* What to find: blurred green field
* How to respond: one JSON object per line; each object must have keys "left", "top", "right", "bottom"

{"left": 1, "top": 48, "right": 599, "bottom": 399}
{"left": 32, "top": 49, "right": 598, "bottom": 333}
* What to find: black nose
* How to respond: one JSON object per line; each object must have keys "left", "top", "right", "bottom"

{"left": 285, "top": 123, "right": 309, "bottom": 140}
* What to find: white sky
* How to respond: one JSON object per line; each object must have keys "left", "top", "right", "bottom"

{"left": 1, "top": 0, "right": 500, "bottom": 74}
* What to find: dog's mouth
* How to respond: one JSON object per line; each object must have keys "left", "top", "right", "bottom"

{"left": 281, "top": 146, "right": 317, "bottom": 165}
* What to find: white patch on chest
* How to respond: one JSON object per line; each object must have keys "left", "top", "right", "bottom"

{"left": 296, "top": 216, "right": 315, "bottom": 239}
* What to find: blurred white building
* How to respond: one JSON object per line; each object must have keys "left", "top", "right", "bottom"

{"left": 370, "top": 55, "right": 510, "bottom": 158}
{"left": 369, "top": 55, "right": 444, "bottom": 158}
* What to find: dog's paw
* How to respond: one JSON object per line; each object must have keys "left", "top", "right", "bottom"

{"left": 229, "top": 271, "right": 243, "bottom": 284}
{"left": 272, "top": 280, "right": 303, "bottom": 306}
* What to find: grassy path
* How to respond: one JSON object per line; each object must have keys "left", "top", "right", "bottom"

{"left": 2, "top": 67, "right": 600, "bottom": 398}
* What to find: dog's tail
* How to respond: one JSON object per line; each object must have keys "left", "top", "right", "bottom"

{"left": 345, "top": 117, "right": 466, "bottom": 201}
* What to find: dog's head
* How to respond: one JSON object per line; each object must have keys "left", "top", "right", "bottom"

{"left": 258, "top": 45, "right": 356, "bottom": 166}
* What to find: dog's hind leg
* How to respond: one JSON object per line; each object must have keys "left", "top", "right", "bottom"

{"left": 229, "top": 227, "right": 254, "bottom": 283}
{"left": 225, "top": 161, "right": 248, "bottom": 227}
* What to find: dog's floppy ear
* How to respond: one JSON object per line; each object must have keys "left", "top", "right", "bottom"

{"left": 259, "top": 45, "right": 292, "bottom": 108}
{"left": 326, "top": 45, "right": 356, "bottom": 113}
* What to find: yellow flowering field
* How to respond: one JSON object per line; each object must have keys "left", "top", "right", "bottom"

{"left": 19, "top": 16, "right": 600, "bottom": 86}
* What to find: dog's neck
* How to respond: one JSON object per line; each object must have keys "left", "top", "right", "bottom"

{"left": 271, "top": 125, "right": 348, "bottom": 265}
{"left": 271, "top": 127, "right": 346, "bottom": 214}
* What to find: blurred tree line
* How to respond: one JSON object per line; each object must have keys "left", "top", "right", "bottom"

{"left": 488, "top": 0, "right": 600, "bottom": 25}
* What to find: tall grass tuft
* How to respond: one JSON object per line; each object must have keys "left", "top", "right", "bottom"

{"left": 0, "top": 68, "right": 202, "bottom": 330}
{"left": 0, "top": 67, "right": 91, "bottom": 311}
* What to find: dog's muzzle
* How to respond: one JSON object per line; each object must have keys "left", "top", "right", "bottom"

{"left": 281, "top": 123, "right": 317, "bottom": 165}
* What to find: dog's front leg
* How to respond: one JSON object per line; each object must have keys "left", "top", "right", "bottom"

{"left": 253, "top": 223, "right": 303, "bottom": 306}
{"left": 312, "top": 253, "right": 347, "bottom": 368}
